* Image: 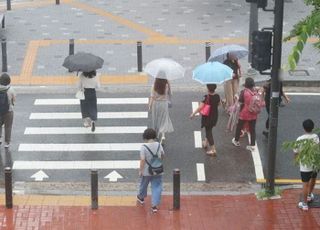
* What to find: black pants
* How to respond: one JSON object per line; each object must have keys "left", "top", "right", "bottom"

{"left": 265, "top": 104, "right": 270, "bottom": 130}
{"left": 205, "top": 126, "right": 214, "bottom": 146}
{"left": 235, "top": 119, "right": 256, "bottom": 146}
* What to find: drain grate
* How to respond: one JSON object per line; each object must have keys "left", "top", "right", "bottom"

{"left": 288, "top": 69, "right": 310, "bottom": 76}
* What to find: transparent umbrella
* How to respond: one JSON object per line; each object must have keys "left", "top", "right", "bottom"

{"left": 144, "top": 58, "right": 185, "bottom": 80}
{"left": 208, "top": 45, "right": 248, "bottom": 63}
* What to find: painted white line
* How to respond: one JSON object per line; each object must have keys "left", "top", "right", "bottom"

{"left": 24, "top": 126, "right": 147, "bottom": 135}
{"left": 13, "top": 160, "right": 140, "bottom": 170}
{"left": 18, "top": 143, "right": 142, "bottom": 152}
{"left": 194, "top": 131, "right": 202, "bottom": 148}
{"left": 196, "top": 163, "right": 206, "bottom": 181}
{"left": 286, "top": 92, "right": 320, "bottom": 96}
{"left": 247, "top": 134, "right": 265, "bottom": 180}
{"left": 29, "top": 112, "right": 148, "bottom": 119}
{"left": 192, "top": 102, "right": 200, "bottom": 116}
{"left": 34, "top": 98, "right": 148, "bottom": 105}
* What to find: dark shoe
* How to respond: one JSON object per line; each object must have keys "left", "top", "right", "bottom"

{"left": 91, "top": 121, "right": 95, "bottom": 132}
{"left": 137, "top": 196, "right": 144, "bottom": 204}
{"left": 151, "top": 206, "right": 158, "bottom": 213}
{"left": 262, "top": 130, "right": 269, "bottom": 138}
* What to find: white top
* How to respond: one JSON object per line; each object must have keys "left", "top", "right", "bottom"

{"left": 294, "top": 133, "right": 320, "bottom": 172}
{"left": 78, "top": 73, "right": 101, "bottom": 90}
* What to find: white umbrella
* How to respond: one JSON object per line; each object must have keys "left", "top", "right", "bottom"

{"left": 144, "top": 58, "right": 185, "bottom": 80}
{"left": 208, "top": 45, "right": 248, "bottom": 63}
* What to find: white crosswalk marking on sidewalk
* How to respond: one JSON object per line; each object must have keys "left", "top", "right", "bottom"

{"left": 13, "top": 160, "right": 140, "bottom": 170}
{"left": 29, "top": 112, "right": 148, "bottom": 119}
{"left": 24, "top": 126, "right": 147, "bottom": 134}
{"left": 34, "top": 98, "right": 148, "bottom": 105}
{"left": 18, "top": 143, "right": 143, "bottom": 151}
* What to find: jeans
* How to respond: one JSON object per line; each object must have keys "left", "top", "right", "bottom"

{"left": 138, "top": 175, "right": 163, "bottom": 207}
{"left": 0, "top": 111, "right": 13, "bottom": 144}
{"left": 205, "top": 126, "right": 214, "bottom": 145}
{"left": 235, "top": 119, "right": 256, "bottom": 146}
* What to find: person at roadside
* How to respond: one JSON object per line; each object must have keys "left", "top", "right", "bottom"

{"left": 149, "top": 77, "right": 173, "bottom": 144}
{"left": 137, "top": 128, "right": 165, "bottom": 214}
{"left": 232, "top": 77, "right": 258, "bottom": 151}
{"left": 190, "top": 84, "right": 220, "bottom": 156}
{"left": 262, "top": 79, "right": 290, "bottom": 137}
{"left": 223, "top": 53, "right": 241, "bottom": 113}
{"left": 78, "top": 70, "right": 100, "bottom": 132}
{"left": 295, "top": 119, "right": 319, "bottom": 211}
{"left": 0, "top": 73, "right": 16, "bottom": 149}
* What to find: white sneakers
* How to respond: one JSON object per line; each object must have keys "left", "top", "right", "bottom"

{"left": 232, "top": 138, "right": 240, "bottom": 147}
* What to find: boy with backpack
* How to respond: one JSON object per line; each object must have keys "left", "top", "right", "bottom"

{"left": 295, "top": 119, "right": 319, "bottom": 211}
{"left": 0, "top": 73, "right": 16, "bottom": 149}
{"left": 137, "top": 128, "right": 164, "bottom": 213}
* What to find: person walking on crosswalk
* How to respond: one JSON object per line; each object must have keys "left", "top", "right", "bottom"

{"left": 0, "top": 73, "right": 16, "bottom": 149}
{"left": 149, "top": 78, "right": 174, "bottom": 144}
{"left": 77, "top": 70, "right": 100, "bottom": 132}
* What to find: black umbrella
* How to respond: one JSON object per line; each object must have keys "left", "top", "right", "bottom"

{"left": 62, "top": 52, "right": 104, "bottom": 72}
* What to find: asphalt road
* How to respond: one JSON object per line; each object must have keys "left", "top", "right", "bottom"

{"left": 2, "top": 90, "right": 318, "bottom": 184}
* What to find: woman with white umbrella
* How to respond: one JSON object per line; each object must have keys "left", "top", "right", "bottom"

{"left": 145, "top": 58, "right": 185, "bottom": 144}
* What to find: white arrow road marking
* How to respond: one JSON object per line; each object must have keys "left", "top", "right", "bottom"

{"left": 196, "top": 163, "right": 206, "bottom": 181}
{"left": 24, "top": 126, "right": 147, "bottom": 135}
{"left": 194, "top": 131, "right": 202, "bottom": 148}
{"left": 34, "top": 98, "right": 148, "bottom": 105}
{"left": 18, "top": 143, "right": 142, "bottom": 152}
{"left": 29, "top": 112, "right": 148, "bottom": 119}
{"left": 13, "top": 161, "right": 140, "bottom": 170}
{"left": 104, "top": 170, "right": 123, "bottom": 182}
{"left": 30, "top": 170, "right": 49, "bottom": 181}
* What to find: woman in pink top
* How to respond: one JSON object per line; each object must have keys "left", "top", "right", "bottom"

{"left": 232, "top": 77, "right": 257, "bottom": 151}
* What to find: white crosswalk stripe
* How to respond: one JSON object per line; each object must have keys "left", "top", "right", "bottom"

{"left": 24, "top": 126, "right": 147, "bottom": 134}
{"left": 29, "top": 112, "right": 148, "bottom": 119}
{"left": 15, "top": 97, "right": 149, "bottom": 178}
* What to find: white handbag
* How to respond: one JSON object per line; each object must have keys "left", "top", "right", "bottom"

{"left": 75, "top": 90, "right": 85, "bottom": 100}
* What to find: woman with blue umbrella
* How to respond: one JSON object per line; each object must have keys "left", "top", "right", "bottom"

{"left": 190, "top": 62, "right": 233, "bottom": 156}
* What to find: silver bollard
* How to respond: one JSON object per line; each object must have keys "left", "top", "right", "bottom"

{"left": 91, "top": 170, "right": 98, "bottom": 210}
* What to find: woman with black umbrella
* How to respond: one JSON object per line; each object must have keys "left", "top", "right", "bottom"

{"left": 78, "top": 70, "right": 100, "bottom": 132}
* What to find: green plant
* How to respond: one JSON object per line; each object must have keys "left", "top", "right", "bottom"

{"left": 284, "top": 0, "right": 320, "bottom": 70}
{"left": 256, "top": 187, "right": 282, "bottom": 200}
{"left": 282, "top": 128, "right": 320, "bottom": 170}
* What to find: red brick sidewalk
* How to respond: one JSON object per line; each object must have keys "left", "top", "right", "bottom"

{"left": 0, "top": 189, "right": 319, "bottom": 229}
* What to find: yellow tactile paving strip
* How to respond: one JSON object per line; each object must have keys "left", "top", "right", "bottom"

{"left": 257, "top": 178, "right": 320, "bottom": 184}
{"left": 0, "top": 195, "right": 136, "bottom": 206}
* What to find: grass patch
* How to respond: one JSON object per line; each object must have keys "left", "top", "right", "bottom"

{"left": 256, "top": 187, "right": 282, "bottom": 200}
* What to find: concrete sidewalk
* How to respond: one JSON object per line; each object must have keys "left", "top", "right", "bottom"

{"left": 0, "top": 189, "right": 319, "bottom": 229}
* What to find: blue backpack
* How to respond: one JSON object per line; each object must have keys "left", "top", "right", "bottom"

{"left": 0, "top": 90, "right": 9, "bottom": 115}
{"left": 143, "top": 144, "right": 163, "bottom": 175}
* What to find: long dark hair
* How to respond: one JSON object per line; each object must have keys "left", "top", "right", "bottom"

{"left": 153, "top": 78, "right": 168, "bottom": 95}
{"left": 83, "top": 71, "right": 96, "bottom": 78}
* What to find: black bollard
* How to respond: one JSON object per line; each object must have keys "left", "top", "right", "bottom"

{"left": 205, "top": 42, "right": 211, "bottom": 62}
{"left": 91, "top": 170, "right": 98, "bottom": 210}
{"left": 56, "top": 0, "right": 60, "bottom": 5}
{"left": 173, "top": 169, "right": 180, "bottom": 210}
{"left": 5, "top": 167, "right": 13, "bottom": 209}
{"left": 7, "top": 0, "right": 11, "bottom": 11}
{"left": 137, "top": 41, "right": 142, "bottom": 72}
{"left": 69, "top": 39, "right": 75, "bottom": 56}
{"left": 1, "top": 39, "right": 8, "bottom": 73}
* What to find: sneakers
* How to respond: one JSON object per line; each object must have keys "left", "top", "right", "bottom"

{"left": 246, "top": 145, "right": 255, "bottom": 151}
{"left": 151, "top": 206, "right": 158, "bottom": 213}
{"left": 232, "top": 138, "right": 240, "bottom": 147}
{"left": 307, "top": 193, "right": 314, "bottom": 202}
{"left": 298, "top": 202, "right": 308, "bottom": 211}
{"left": 4, "top": 143, "right": 9, "bottom": 148}
{"left": 91, "top": 121, "right": 95, "bottom": 132}
{"left": 137, "top": 196, "right": 144, "bottom": 205}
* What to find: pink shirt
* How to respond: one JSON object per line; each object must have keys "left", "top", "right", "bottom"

{"left": 239, "top": 89, "right": 258, "bottom": 121}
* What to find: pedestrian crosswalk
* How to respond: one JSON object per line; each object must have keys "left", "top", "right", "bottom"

{"left": 13, "top": 97, "right": 150, "bottom": 181}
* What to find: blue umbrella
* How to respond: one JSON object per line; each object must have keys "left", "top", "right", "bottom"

{"left": 208, "top": 45, "right": 248, "bottom": 63}
{"left": 192, "top": 62, "right": 233, "bottom": 84}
